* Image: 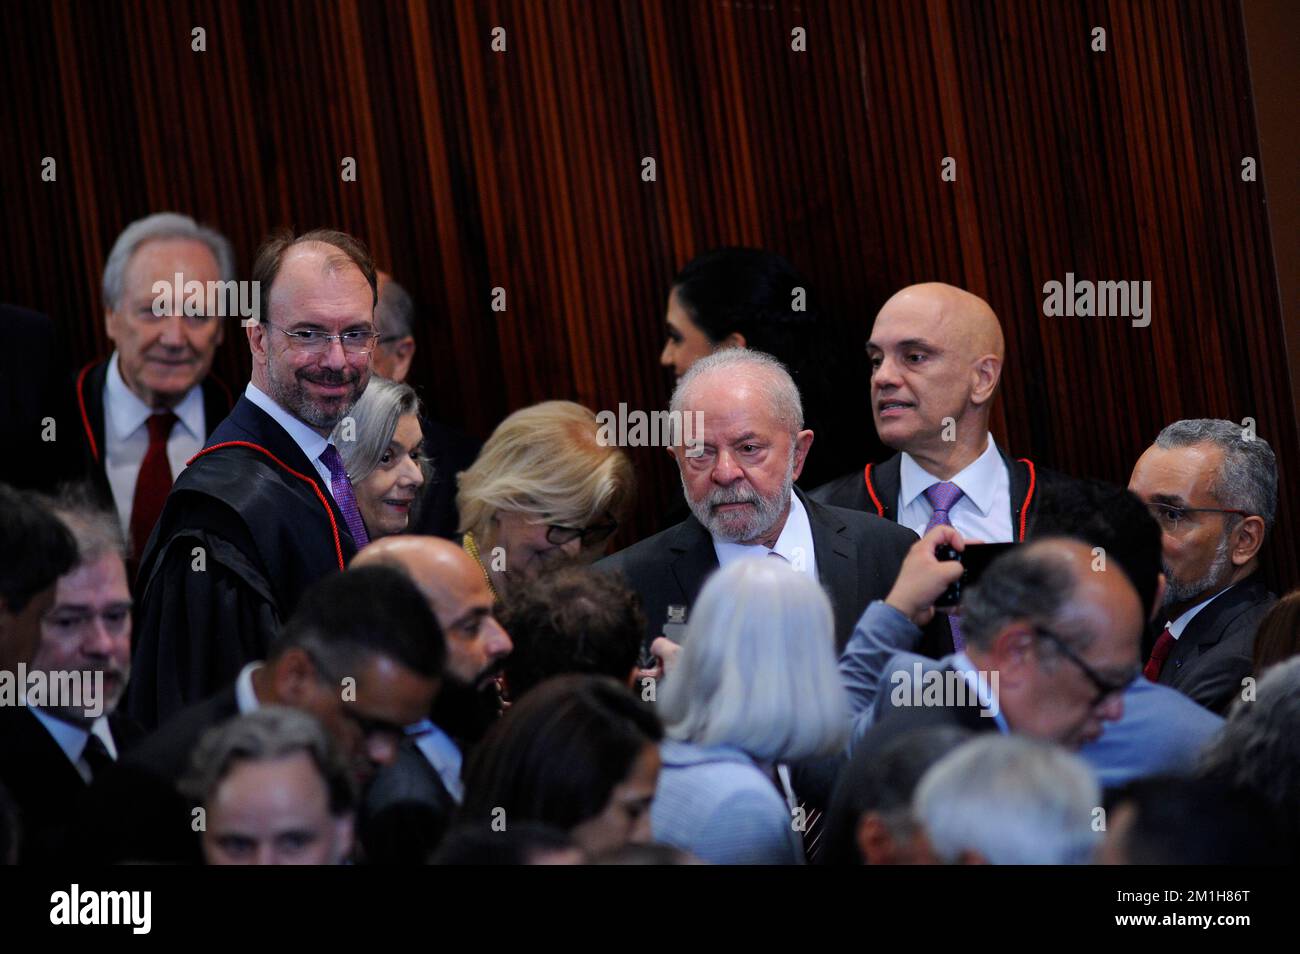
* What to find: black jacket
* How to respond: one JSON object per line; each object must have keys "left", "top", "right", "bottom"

{"left": 407, "top": 414, "right": 481, "bottom": 540}
{"left": 1158, "top": 573, "right": 1274, "bottom": 715}
{"left": 596, "top": 487, "right": 926, "bottom": 653}
{"left": 128, "top": 396, "right": 359, "bottom": 729}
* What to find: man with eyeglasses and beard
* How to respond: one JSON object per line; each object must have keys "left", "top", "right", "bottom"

{"left": 129, "top": 229, "right": 382, "bottom": 730}
{"left": 1127, "top": 419, "right": 1277, "bottom": 714}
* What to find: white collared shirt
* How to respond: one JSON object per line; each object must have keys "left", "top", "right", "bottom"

{"left": 243, "top": 382, "right": 337, "bottom": 497}
{"left": 409, "top": 719, "right": 464, "bottom": 804}
{"left": 234, "top": 661, "right": 263, "bottom": 714}
{"left": 898, "top": 435, "right": 1014, "bottom": 544}
{"left": 1167, "top": 585, "right": 1237, "bottom": 640}
{"left": 103, "top": 351, "right": 205, "bottom": 535}
{"left": 951, "top": 651, "right": 1009, "bottom": 733}
{"left": 711, "top": 492, "right": 818, "bottom": 581}
{"left": 29, "top": 707, "right": 118, "bottom": 785}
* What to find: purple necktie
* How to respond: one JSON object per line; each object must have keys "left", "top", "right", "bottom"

{"left": 319, "top": 444, "right": 370, "bottom": 549}
{"left": 923, "top": 481, "right": 966, "bottom": 651}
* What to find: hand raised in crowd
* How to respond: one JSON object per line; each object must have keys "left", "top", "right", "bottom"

{"left": 884, "top": 525, "right": 970, "bottom": 627}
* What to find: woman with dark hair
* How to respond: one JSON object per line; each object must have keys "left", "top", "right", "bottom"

{"left": 458, "top": 674, "right": 662, "bottom": 857}
{"left": 1253, "top": 589, "right": 1300, "bottom": 674}
{"left": 658, "top": 247, "right": 864, "bottom": 487}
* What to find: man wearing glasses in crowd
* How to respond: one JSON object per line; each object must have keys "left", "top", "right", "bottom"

{"left": 1127, "top": 419, "right": 1277, "bottom": 714}
{"left": 129, "top": 229, "right": 382, "bottom": 730}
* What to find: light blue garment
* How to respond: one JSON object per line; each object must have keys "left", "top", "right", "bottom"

{"left": 839, "top": 600, "right": 1225, "bottom": 784}
{"left": 651, "top": 739, "right": 803, "bottom": 865}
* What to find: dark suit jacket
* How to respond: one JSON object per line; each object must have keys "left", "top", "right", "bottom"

{"left": 810, "top": 446, "right": 1060, "bottom": 542}
{"left": 0, "top": 304, "right": 71, "bottom": 490}
{"left": 596, "top": 487, "right": 922, "bottom": 652}
{"left": 407, "top": 414, "right": 481, "bottom": 540}
{"left": 84, "top": 686, "right": 241, "bottom": 864}
{"left": 1160, "top": 573, "right": 1274, "bottom": 715}
{"left": 0, "top": 706, "right": 142, "bottom": 863}
{"left": 128, "top": 395, "right": 358, "bottom": 729}
{"left": 359, "top": 737, "right": 457, "bottom": 864}
{"left": 60, "top": 356, "right": 232, "bottom": 507}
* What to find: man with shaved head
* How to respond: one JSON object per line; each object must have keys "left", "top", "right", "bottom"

{"left": 352, "top": 536, "right": 512, "bottom": 861}
{"left": 814, "top": 283, "right": 1079, "bottom": 652}
{"left": 130, "top": 229, "right": 381, "bottom": 729}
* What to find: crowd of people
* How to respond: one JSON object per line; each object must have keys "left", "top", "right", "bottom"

{"left": 0, "top": 213, "right": 1296, "bottom": 866}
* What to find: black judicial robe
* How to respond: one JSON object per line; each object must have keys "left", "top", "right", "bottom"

{"left": 126, "top": 396, "right": 359, "bottom": 730}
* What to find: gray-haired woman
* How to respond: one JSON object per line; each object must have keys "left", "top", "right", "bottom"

{"left": 331, "top": 376, "right": 426, "bottom": 539}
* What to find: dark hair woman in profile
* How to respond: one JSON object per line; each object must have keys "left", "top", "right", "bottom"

{"left": 1253, "top": 589, "right": 1300, "bottom": 675}
{"left": 457, "top": 674, "right": 663, "bottom": 858}
{"left": 658, "top": 247, "right": 866, "bottom": 489}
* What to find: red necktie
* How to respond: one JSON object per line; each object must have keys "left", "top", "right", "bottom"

{"left": 1143, "top": 624, "right": 1176, "bottom": 681}
{"left": 130, "top": 411, "right": 178, "bottom": 560}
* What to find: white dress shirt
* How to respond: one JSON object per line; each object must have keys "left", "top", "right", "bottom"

{"left": 103, "top": 351, "right": 205, "bottom": 535}
{"left": 897, "top": 435, "right": 1014, "bottom": 544}
{"left": 1167, "top": 585, "right": 1237, "bottom": 640}
{"left": 711, "top": 491, "right": 818, "bottom": 581}
{"left": 951, "top": 651, "right": 1010, "bottom": 733}
{"left": 234, "top": 661, "right": 263, "bottom": 714}
{"left": 29, "top": 707, "right": 119, "bottom": 785}
{"left": 244, "top": 382, "right": 338, "bottom": 497}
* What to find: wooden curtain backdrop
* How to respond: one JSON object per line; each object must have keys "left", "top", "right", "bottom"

{"left": 0, "top": 0, "right": 1292, "bottom": 586}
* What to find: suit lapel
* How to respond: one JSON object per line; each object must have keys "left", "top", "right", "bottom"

{"left": 870, "top": 454, "right": 902, "bottom": 522}
{"left": 1168, "top": 575, "right": 1269, "bottom": 677}
{"left": 802, "top": 488, "right": 860, "bottom": 644}
{"left": 667, "top": 516, "right": 719, "bottom": 608}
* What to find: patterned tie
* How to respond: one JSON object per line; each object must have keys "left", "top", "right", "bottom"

{"left": 129, "top": 410, "right": 178, "bottom": 560}
{"left": 923, "top": 481, "right": 967, "bottom": 651}
{"left": 319, "top": 444, "right": 370, "bottom": 549}
{"left": 1143, "top": 624, "right": 1176, "bottom": 682}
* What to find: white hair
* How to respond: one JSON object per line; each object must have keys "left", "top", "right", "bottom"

{"left": 102, "top": 212, "right": 235, "bottom": 310}
{"left": 669, "top": 348, "right": 803, "bottom": 436}
{"left": 914, "top": 735, "right": 1100, "bottom": 865}
{"left": 657, "top": 559, "right": 848, "bottom": 762}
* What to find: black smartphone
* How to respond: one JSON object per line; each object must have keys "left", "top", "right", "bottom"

{"left": 934, "top": 542, "right": 1018, "bottom": 608}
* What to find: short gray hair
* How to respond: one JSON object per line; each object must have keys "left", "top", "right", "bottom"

{"left": 181, "top": 707, "right": 357, "bottom": 816}
{"left": 376, "top": 277, "right": 415, "bottom": 340}
{"left": 669, "top": 348, "right": 804, "bottom": 436}
{"left": 1154, "top": 419, "right": 1277, "bottom": 532}
{"left": 38, "top": 484, "right": 129, "bottom": 563}
{"left": 332, "top": 376, "right": 423, "bottom": 485}
{"left": 658, "top": 559, "right": 849, "bottom": 762}
{"left": 914, "top": 735, "right": 1100, "bottom": 864}
{"left": 961, "top": 540, "right": 1083, "bottom": 655}
{"left": 102, "top": 212, "right": 236, "bottom": 310}
{"left": 1198, "top": 656, "right": 1300, "bottom": 813}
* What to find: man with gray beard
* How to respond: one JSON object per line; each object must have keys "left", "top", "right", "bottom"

{"left": 129, "top": 230, "right": 381, "bottom": 729}
{"left": 598, "top": 349, "right": 920, "bottom": 654}
{"left": 1127, "top": 419, "right": 1277, "bottom": 714}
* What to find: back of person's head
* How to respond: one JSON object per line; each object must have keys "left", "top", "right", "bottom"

{"left": 1101, "top": 776, "right": 1292, "bottom": 864}
{"left": 821, "top": 726, "right": 972, "bottom": 866}
{"left": 671, "top": 247, "right": 821, "bottom": 364}
{"left": 914, "top": 735, "right": 1100, "bottom": 865}
{"left": 949, "top": 543, "right": 1081, "bottom": 653}
{"left": 269, "top": 565, "right": 445, "bottom": 682}
{"left": 1199, "top": 656, "right": 1300, "bottom": 827}
{"left": 431, "top": 822, "right": 581, "bottom": 865}
{"left": 459, "top": 674, "right": 662, "bottom": 841}
{"left": 659, "top": 558, "right": 848, "bottom": 762}
{"left": 1028, "top": 478, "right": 1162, "bottom": 618}
{"left": 499, "top": 567, "right": 644, "bottom": 699}
{"left": 1252, "top": 590, "right": 1300, "bottom": 675}
{"left": 0, "top": 483, "right": 78, "bottom": 617}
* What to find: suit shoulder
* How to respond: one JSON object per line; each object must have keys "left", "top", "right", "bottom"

{"left": 822, "top": 504, "right": 917, "bottom": 546}
{"left": 598, "top": 522, "right": 684, "bottom": 573}
{"left": 807, "top": 469, "right": 866, "bottom": 509}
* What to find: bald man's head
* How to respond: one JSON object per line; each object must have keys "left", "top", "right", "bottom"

{"left": 353, "top": 536, "right": 512, "bottom": 686}
{"left": 866, "top": 283, "right": 1005, "bottom": 465}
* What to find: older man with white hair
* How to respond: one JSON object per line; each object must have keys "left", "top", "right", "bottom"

{"left": 598, "top": 348, "right": 922, "bottom": 653}
{"left": 913, "top": 735, "right": 1100, "bottom": 865}
{"left": 64, "top": 213, "right": 237, "bottom": 561}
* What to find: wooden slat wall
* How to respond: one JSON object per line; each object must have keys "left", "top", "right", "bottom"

{"left": 0, "top": 0, "right": 1292, "bottom": 585}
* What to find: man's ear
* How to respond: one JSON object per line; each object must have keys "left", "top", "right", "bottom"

{"left": 246, "top": 319, "right": 268, "bottom": 363}
{"left": 720, "top": 331, "right": 746, "bottom": 350}
{"left": 271, "top": 647, "right": 319, "bottom": 704}
{"left": 790, "top": 429, "right": 815, "bottom": 480}
{"left": 986, "top": 624, "right": 1035, "bottom": 687}
{"left": 1230, "top": 515, "right": 1266, "bottom": 566}
{"left": 105, "top": 307, "right": 122, "bottom": 346}
{"left": 970, "top": 355, "right": 1002, "bottom": 406}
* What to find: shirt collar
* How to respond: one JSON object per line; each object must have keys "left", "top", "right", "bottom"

{"left": 711, "top": 492, "right": 815, "bottom": 569}
{"left": 900, "top": 434, "right": 1001, "bottom": 516}
{"left": 951, "top": 651, "right": 1009, "bottom": 733}
{"left": 235, "top": 661, "right": 263, "bottom": 715}
{"left": 29, "top": 707, "right": 117, "bottom": 765}
{"left": 245, "top": 382, "right": 331, "bottom": 464}
{"left": 106, "top": 351, "right": 205, "bottom": 442}
{"left": 409, "top": 719, "right": 464, "bottom": 803}
{"left": 1167, "top": 584, "right": 1236, "bottom": 639}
